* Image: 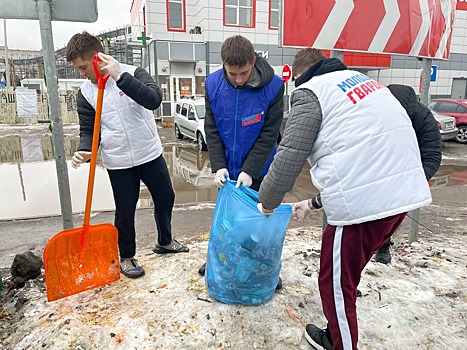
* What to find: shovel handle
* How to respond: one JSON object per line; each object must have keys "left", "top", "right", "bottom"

{"left": 83, "top": 55, "right": 110, "bottom": 227}
{"left": 93, "top": 54, "right": 110, "bottom": 89}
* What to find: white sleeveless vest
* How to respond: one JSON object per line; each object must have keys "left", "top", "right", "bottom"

{"left": 294, "top": 70, "right": 432, "bottom": 225}
{"left": 80, "top": 64, "right": 162, "bottom": 170}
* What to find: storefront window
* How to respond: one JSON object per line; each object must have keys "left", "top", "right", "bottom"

{"left": 195, "top": 76, "right": 205, "bottom": 96}
{"left": 158, "top": 75, "right": 171, "bottom": 101}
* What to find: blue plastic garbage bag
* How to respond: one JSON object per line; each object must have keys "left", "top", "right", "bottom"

{"left": 206, "top": 180, "right": 292, "bottom": 305}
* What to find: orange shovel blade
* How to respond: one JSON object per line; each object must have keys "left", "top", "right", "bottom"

{"left": 43, "top": 223, "right": 120, "bottom": 302}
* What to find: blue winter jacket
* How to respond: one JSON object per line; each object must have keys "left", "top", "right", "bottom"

{"left": 205, "top": 64, "right": 284, "bottom": 179}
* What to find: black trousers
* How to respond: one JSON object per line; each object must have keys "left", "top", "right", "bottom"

{"left": 250, "top": 175, "right": 264, "bottom": 192}
{"left": 107, "top": 155, "right": 175, "bottom": 258}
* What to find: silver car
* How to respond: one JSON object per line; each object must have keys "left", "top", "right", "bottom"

{"left": 173, "top": 97, "right": 207, "bottom": 151}
{"left": 431, "top": 109, "right": 458, "bottom": 141}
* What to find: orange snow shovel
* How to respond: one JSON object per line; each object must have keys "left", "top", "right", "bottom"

{"left": 44, "top": 55, "right": 120, "bottom": 302}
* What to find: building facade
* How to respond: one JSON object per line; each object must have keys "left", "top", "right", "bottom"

{"left": 131, "top": 1, "right": 467, "bottom": 115}
{"left": 0, "top": 47, "right": 43, "bottom": 87}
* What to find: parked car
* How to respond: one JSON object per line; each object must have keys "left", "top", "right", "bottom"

{"left": 174, "top": 96, "right": 207, "bottom": 151}
{"left": 279, "top": 109, "right": 457, "bottom": 143}
{"left": 429, "top": 98, "right": 467, "bottom": 144}
{"left": 431, "top": 109, "right": 458, "bottom": 142}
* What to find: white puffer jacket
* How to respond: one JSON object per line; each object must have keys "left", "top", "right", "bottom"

{"left": 297, "top": 70, "right": 432, "bottom": 225}
{"left": 79, "top": 64, "right": 162, "bottom": 170}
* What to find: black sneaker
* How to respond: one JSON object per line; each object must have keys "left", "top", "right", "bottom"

{"left": 120, "top": 258, "right": 145, "bottom": 278}
{"left": 374, "top": 240, "right": 393, "bottom": 264}
{"left": 198, "top": 262, "right": 206, "bottom": 276}
{"left": 275, "top": 277, "right": 283, "bottom": 291}
{"left": 153, "top": 239, "right": 189, "bottom": 254}
{"left": 304, "top": 324, "right": 333, "bottom": 350}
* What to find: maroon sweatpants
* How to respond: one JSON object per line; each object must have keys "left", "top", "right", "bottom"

{"left": 318, "top": 213, "right": 407, "bottom": 350}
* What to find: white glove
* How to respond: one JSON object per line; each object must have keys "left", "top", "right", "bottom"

{"left": 71, "top": 151, "right": 92, "bottom": 169}
{"left": 235, "top": 171, "right": 253, "bottom": 188}
{"left": 292, "top": 199, "right": 313, "bottom": 221}
{"left": 257, "top": 203, "right": 274, "bottom": 215}
{"left": 214, "top": 168, "right": 229, "bottom": 188}
{"left": 97, "top": 52, "right": 122, "bottom": 81}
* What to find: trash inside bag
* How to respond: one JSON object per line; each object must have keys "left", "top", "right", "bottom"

{"left": 206, "top": 180, "right": 292, "bottom": 305}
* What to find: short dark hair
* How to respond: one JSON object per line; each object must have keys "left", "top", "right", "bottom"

{"left": 221, "top": 35, "right": 255, "bottom": 67}
{"left": 292, "top": 48, "right": 326, "bottom": 78}
{"left": 66, "top": 31, "right": 104, "bottom": 62}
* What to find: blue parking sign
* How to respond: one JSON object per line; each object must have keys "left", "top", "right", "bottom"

{"left": 431, "top": 65, "right": 438, "bottom": 82}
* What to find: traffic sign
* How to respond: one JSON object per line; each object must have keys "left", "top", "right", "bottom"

{"left": 431, "top": 65, "right": 438, "bottom": 82}
{"left": 0, "top": 0, "right": 98, "bottom": 22}
{"left": 282, "top": 64, "right": 292, "bottom": 83}
{"left": 281, "top": 0, "right": 456, "bottom": 59}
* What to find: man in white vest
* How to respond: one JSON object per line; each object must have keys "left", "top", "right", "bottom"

{"left": 66, "top": 32, "right": 188, "bottom": 279}
{"left": 257, "top": 48, "right": 432, "bottom": 350}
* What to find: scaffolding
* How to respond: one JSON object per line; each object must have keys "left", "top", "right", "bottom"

{"left": 0, "top": 26, "right": 143, "bottom": 87}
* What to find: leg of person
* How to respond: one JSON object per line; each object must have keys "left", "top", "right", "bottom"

{"left": 373, "top": 239, "right": 394, "bottom": 264}
{"left": 108, "top": 167, "right": 145, "bottom": 278}
{"left": 306, "top": 213, "right": 406, "bottom": 350}
{"left": 198, "top": 262, "right": 207, "bottom": 276}
{"left": 249, "top": 175, "right": 264, "bottom": 192}
{"left": 140, "top": 156, "right": 189, "bottom": 254}
{"left": 374, "top": 217, "right": 404, "bottom": 264}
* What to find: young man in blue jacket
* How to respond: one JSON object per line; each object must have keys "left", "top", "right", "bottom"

{"left": 199, "top": 35, "right": 284, "bottom": 277}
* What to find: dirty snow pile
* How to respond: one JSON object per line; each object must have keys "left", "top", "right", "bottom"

{"left": 3, "top": 227, "right": 467, "bottom": 350}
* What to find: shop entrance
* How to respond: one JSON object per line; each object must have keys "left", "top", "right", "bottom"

{"left": 159, "top": 74, "right": 204, "bottom": 117}
{"left": 172, "top": 76, "right": 194, "bottom": 102}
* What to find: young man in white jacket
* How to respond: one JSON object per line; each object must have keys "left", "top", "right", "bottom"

{"left": 66, "top": 32, "right": 188, "bottom": 279}
{"left": 257, "top": 48, "right": 432, "bottom": 350}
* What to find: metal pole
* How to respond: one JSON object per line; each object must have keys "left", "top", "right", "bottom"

{"left": 331, "top": 50, "right": 344, "bottom": 62}
{"left": 36, "top": 0, "right": 74, "bottom": 229}
{"left": 408, "top": 58, "right": 432, "bottom": 243}
{"left": 408, "top": 209, "right": 420, "bottom": 243}
{"left": 3, "top": 19, "right": 10, "bottom": 86}
{"left": 420, "top": 58, "right": 432, "bottom": 106}
{"left": 125, "top": 25, "right": 129, "bottom": 65}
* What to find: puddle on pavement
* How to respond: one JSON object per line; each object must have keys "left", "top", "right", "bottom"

{"left": 0, "top": 133, "right": 466, "bottom": 221}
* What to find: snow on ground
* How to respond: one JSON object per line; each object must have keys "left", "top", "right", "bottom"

{"left": 2, "top": 227, "right": 467, "bottom": 350}
{"left": 174, "top": 203, "right": 216, "bottom": 211}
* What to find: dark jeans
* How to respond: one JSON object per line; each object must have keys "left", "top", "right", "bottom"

{"left": 250, "top": 175, "right": 265, "bottom": 192}
{"left": 107, "top": 155, "right": 175, "bottom": 258}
